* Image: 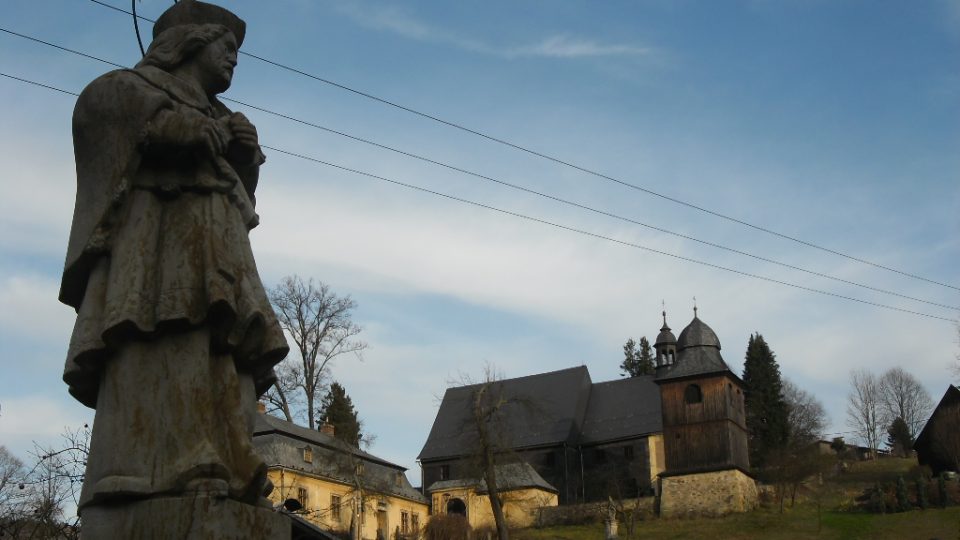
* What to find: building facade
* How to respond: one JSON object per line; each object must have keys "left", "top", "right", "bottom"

{"left": 254, "top": 413, "right": 429, "bottom": 539}
{"left": 418, "top": 310, "right": 757, "bottom": 518}
{"left": 914, "top": 385, "right": 960, "bottom": 475}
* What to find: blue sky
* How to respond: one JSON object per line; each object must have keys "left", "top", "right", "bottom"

{"left": 1, "top": 0, "right": 958, "bottom": 491}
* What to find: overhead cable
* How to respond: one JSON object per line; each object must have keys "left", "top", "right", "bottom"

{"left": 1, "top": 26, "right": 956, "bottom": 313}
{"left": 82, "top": 0, "right": 960, "bottom": 293}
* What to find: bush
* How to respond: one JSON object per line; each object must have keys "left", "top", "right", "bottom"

{"left": 867, "top": 483, "right": 887, "bottom": 514}
{"left": 916, "top": 477, "right": 928, "bottom": 509}
{"left": 938, "top": 474, "right": 948, "bottom": 508}
{"left": 895, "top": 476, "right": 910, "bottom": 512}
{"left": 424, "top": 514, "right": 471, "bottom": 540}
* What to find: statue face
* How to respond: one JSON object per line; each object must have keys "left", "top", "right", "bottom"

{"left": 193, "top": 31, "right": 238, "bottom": 95}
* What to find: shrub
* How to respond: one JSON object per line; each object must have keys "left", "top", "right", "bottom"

{"left": 424, "top": 514, "right": 470, "bottom": 540}
{"left": 895, "top": 476, "right": 910, "bottom": 511}
{"left": 938, "top": 474, "right": 948, "bottom": 508}
{"left": 916, "top": 476, "right": 928, "bottom": 509}
{"left": 867, "top": 483, "right": 886, "bottom": 514}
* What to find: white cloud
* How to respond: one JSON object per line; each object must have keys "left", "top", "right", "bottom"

{"left": 0, "top": 274, "right": 75, "bottom": 343}
{"left": 329, "top": 2, "right": 651, "bottom": 60}
{"left": 510, "top": 36, "right": 651, "bottom": 59}
{"left": 0, "top": 395, "right": 91, "bottom": 460}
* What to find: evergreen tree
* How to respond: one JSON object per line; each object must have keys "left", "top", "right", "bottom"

{"left": 742, "top": 333, "right": 789, "bottom": 470}
{"left": 886, "top": 417, "right": 914, "bottom": 458}
{"left": 636, "top": 337, "right": 655, "bottom": 376}
{"left": 318, "top": 382, "right": 362, "bottom": 447}
{"left": 620, "top": 337, "right": 655, "bottom": 377}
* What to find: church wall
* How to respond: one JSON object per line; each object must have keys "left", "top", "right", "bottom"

{"left": 659, "top": 469, "right": 758, "bottom": 518}
{"left": 579, "top": 437, "right": 654, "bottom": 501}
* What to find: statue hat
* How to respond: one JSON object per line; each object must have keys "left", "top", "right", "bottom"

{"left": 153, "top": 0, "right": 246, "bottom": 46}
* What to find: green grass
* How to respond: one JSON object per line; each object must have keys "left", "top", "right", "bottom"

{"left": 515, "top": 458, "right": 959, "bottom": 540}
{"left": 516, "top": 505, "right": 960, "bottom": 540}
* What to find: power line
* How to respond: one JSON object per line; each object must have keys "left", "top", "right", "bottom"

{"left": 227, "top": 98, "right": 958, "bottom": 312}
{"left": 3, "top": 70, "right": 955, "bottom": 323}
{"left": 2, "top": 26, "right": 956, "bottom": 313}
{"left": 82, "top": 0, "right": 960, "bottom": 293}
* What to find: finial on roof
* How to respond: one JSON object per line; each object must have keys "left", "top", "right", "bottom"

{"left": 693, "top": 296, "right": 698, "bottom": 318}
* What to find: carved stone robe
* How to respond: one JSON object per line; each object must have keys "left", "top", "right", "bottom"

{"left": 61, "top": 65, "right": 288, "bottom": 509}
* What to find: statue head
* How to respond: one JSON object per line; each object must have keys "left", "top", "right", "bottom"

{"left": 136, "top": 1, "right": 245, "bottom": 95}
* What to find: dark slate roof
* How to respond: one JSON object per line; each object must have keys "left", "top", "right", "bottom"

{"left": 657, "top": 316, "right": 735, "bottom": 382}
{"left": 676, "top": 316, "right": 721, "bottom": 351}
{"left": 655, "top": 313, "right": 677, "bottom": 346}
{"left": 254, "top": 414, "right": 427, "bottom": 504}
{"left": 419, "top": 366, "right": 667, "bottom": 462}
{"left": 914, "top": 385, "right": 960, "bottom": 449}
{"left": 418, "top": 366, "right": 593, "bottom": 461}
{"left": 579, "top": 376, "right": 662, "bottom": 444}
{"left": 426, "top": 462, "right": 558, "bottom": 494}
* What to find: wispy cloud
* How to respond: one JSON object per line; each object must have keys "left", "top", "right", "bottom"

{"left": 510, "top": 36, "right": 651, "bottom": 58}
{"left": 330, "top": 2, "right": 652, "bottom": 60}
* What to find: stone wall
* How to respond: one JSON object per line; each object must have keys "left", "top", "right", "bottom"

{"left": 659, "top": 469, "right": 758, "bottom": 518}
{"left": 536, "top": 497, "right": 655, "bottom": 527}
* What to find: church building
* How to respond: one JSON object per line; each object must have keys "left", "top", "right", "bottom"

{"left": 418, "top": 310, "right": 758, "bottom": 519}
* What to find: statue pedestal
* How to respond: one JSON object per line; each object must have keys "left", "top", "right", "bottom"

{"left": 81, "top": 496, "right": 290, "bottom": 539}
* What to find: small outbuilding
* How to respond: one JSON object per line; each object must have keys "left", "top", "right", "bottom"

{"left": 914, "top": 385, "right": 960, "bottom": 475}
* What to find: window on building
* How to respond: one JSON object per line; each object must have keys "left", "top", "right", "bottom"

{"left": 411, "top": 513, "right": 420, "bottom": 532}
{"left": 439, "top": 464, "right": 450, "bottom": 480}
{"left": 297, "top": 487, "right": 309, "bottom": 509}
{"left": 623, "top": 445, "right": 634, "bottom": 461}
{"left": 330, "top": 494, "right": 341, "bottom": 521}
{"left": 355, "top": 462, "right": 364, "bottom": 476}
{"left": 302, "top": 446, "right": 313, "bottom": 464}
{"left": 396, "top": 471, "right": 404, "bottom": 487}
{"left": 544, "top": 451, "right": 555, "bottom": 468}
{"left": 401, "top": 511, "right": 410, "bottom": 533}
{"left": 684, "top": 384, "right": 703, "bottom": 404}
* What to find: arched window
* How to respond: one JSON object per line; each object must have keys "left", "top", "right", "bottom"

{"left": 684, "top": 384, "right": 703, "bottom": 404}
{"left": 446, "top": 498, "right": 467, "bottom": 516}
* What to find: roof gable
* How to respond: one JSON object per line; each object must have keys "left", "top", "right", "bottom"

{"left": 579, "top": 376, "right": 662, "bottom": 444}
{"left": 418, "top": 366, "right": 593, "bottom": 461}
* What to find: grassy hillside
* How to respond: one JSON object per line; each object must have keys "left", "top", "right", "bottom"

{"left": 516, "top": 458, "right": 960, "bottom": 540}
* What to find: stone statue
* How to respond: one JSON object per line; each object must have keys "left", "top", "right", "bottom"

{"left": 60, "top": 1, "right": 289, "bottom": 535}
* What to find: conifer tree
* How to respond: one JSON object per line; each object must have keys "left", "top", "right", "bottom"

{"left": 742, "top": 333, "right": 789, "bottom": 470}
{"left": 886, "top": 417, "right": 914, "bottom": 458}
{"left": 620, "top": 337, "right": 655, "bottom": 377}
{"left": 318, "top": 382, "right": 363, "bottom": 447}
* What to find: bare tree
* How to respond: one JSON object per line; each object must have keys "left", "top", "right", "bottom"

{"left": 784, "top": 380, "right": 827, "bottom": 447}
{"left": 847, "top": 369, "right": 883, "bottom": 458}
{"left": 773, "top": 380, "right": 828, "bottom": 508}
{"left": 0, "top": 426, "right": 89, "bottom": 539}
{"left": 264, "top": 276, "right": 366, "bottom": 429}
{"left": 878, "top": 367, "right": 933, "bottom": 439}
{"left": 452, "top": 364, "right": 541, "bottom": 540}
{"left": 470, "top": 365, "right": 512, "bottom": 540}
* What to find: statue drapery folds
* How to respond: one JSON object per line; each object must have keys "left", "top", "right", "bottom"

{"left": 60, "top": 0, "right": 288, "bottom": 510}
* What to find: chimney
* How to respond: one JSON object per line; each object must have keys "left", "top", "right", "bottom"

{"left": 320, "top": 419, "right": 335, "bottom": 436}
{"left": 256, "top": 401, "right": 266, "bottom": 414}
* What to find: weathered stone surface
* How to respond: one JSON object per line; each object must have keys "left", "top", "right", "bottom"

{"left": 81, "top": 496, "right": 289, "bottom": 540}
{"left": 60, "top": 0, "right": 290, "bottom": 536}
{"left": 659, "top": 469, "right": 758, "bottom": 518}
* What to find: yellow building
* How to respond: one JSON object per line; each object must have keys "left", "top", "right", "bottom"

{"left": 427, "top": 462, "right": 558, "bottom": 530}
{"left": 254, "top": 413, "right": 429, "bottom": 539}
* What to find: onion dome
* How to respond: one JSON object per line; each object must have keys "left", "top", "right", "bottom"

{"left": 676, "top": 311, "right": 721, "bottom": 351}
{"left": 655, "top": 311, "right": 677, "bottom": 346}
